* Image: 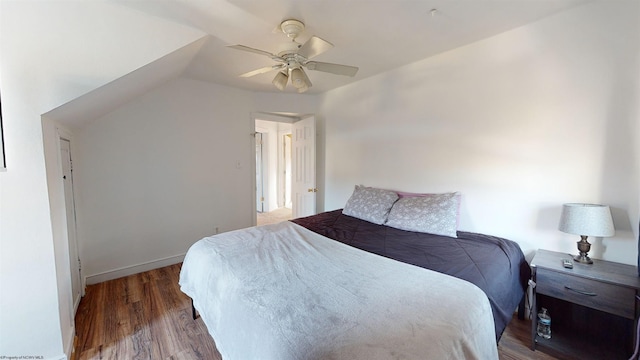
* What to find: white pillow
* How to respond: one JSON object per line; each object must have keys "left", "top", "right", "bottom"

{"left": 385, "top": 192, "right": 460, "bottom": 237}
{"left": 342, "top": 185, "right": 399, "bottom": 225}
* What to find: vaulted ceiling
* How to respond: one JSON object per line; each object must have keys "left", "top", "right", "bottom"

{"left": 42, "top": 0, "right": 598, "bottom": 126}
{"left": 114, "top": 0, "right": 592, "bottom": 94}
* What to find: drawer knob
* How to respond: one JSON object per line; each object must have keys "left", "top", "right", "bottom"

{"left": 564, "top": 286, "right": 597, "bottom": 296}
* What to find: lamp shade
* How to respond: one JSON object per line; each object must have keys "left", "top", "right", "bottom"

{"left": 272, "top": 71, "right": 288, "bottom": 91}
{"left": 290, "top": 68, "right": 309, "bottom": 89}
{"left": 559, "top": 203, "right": 615, "bottom": 237}
{"left": 290, "top": 68, "right": 303, "bottom": 88}
{"left": 297, "top": 82, "right": 309, "bottom": 93}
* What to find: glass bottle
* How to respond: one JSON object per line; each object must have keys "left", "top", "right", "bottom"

{"left": 536, "top": 307, "right": 551, "bottom": 339}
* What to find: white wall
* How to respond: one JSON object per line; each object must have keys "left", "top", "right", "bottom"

{"left": 73, "top": 80, "right": 321, "bottom": 282}
{"left": 0, "top": 2, "right": 205, "bottom": 358}
{"left": 320, "top": 1, "right": 640, "bottom": 265}
{"left": 75, "top": 78, "right": 254, "bottom": 282}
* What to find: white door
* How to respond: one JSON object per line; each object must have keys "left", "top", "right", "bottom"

{"left": 291, "top": 116, "right": 316, "bottom": 218}
{"left": 60, "top": 138, "right": 82, "bottom": 312}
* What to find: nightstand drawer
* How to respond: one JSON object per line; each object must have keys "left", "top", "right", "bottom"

{"left": 536, "top": 268, "right": 635, "bottom": 319}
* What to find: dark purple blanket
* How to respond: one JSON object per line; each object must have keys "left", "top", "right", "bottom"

{"left": 291, "top": 209, "right": 531, "bottom": 340}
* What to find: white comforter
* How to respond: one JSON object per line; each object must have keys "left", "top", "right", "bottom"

{"left": 179, "top": 221, "right": 498, "bottom": 360}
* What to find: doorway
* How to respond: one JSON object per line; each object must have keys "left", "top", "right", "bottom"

{"left": 255, "top": 119, "right": 293, "bottom": 226}
{"left": 252, "top": 113, "right": 317, "bottom": 226}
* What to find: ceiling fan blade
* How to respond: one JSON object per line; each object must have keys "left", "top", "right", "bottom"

{"left": 297, "top": 36, "right": 333, "bottom": 59}
{"left": 305, "top": 61, "right": 358, "bottom": 77}
{"left": 227, "top": 44, "right": 281, "bottom": 60}
{"left": 239, "top": 65, "right": 281, "bottom": 78}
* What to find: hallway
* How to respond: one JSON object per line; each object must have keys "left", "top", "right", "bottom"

{"left": 257, "top": 207, "right": 293, "bottom": 226}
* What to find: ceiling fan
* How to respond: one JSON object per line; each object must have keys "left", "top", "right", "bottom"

{"left": 228, "top": 19, "right": 359, "bottom": 93}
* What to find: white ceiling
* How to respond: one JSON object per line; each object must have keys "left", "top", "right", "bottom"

{"left": 113, "top": 0, "right": 591, "bottom": 94}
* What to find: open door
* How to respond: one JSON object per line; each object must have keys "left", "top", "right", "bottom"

{"left": 291, "top": 116, "right": 316, "bottom": 218}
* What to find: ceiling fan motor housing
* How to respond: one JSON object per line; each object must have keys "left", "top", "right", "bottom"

{"left": 280, "top": 19, "right": 305, "bottom": 40}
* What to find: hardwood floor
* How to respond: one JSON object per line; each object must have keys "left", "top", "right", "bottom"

{"left": 75, "top": 264, "right": 557, "bottom": 359}
{"left": 498, "top": 314, "right": 557, "bottom": 360}
{"left": 75, "top": 264, "right": 221, "bottom": 359}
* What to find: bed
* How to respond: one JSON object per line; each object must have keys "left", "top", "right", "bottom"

{"left": 291, "top": 209, "right": 531, "bottom": 340}
{"left": 179, "top": 187, "right": 530, "bottom": 359}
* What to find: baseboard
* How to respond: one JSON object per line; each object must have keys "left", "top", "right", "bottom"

{"left": 69, "top": 335, "right": 78, "bottom": 360}
{"left": 63, "top": 326, "right": 75, "bottom": 360}
{"left": 85, "top": 253, "right": 185, "bottom": 285}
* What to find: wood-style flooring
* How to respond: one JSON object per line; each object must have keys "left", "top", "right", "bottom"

{"left": 75, "top": 264, "right": 221, "bottom": 359}
{"left": 75, "top": 263, "right": 557, "bottom": 360}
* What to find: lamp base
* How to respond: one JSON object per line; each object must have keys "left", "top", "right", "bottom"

{"left": 574, "top": 253, "right": 593, "bottom": 264}
{"left": 575, "top": 235, "right": 594, "bottom": 264}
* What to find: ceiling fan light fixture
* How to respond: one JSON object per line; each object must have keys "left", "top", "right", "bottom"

{"left": 272, "top": 71, "right": 288, "bottom": 91}
{"left": 297, "top": 83, "right": 309, "bottom": 93}
{"left": 229, "top": 18, "right": 358, "bottom": 93}
{"left": 290, "top": 68, "right": 306, "bottom": 89}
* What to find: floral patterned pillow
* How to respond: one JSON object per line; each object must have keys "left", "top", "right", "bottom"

{"left": 342, "top": 185, "right": 399, "bottom": 225}
{"left": 385, "top": 192, "right": 460, "bottom": 237}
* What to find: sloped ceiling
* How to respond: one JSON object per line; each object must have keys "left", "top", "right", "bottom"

{"left": 44, "top": 38, "right": 207, "bottom": 128}
{"left": 44, "top": 0, "right": 599, "bottom": 127}
{"left": 114, "top": 0, "right": 593, "bottom": 94}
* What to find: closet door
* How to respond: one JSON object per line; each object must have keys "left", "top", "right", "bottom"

{"left": 60, "top": 138, "right": 81, "bottom": 312}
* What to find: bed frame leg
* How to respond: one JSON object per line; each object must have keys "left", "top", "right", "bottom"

{"left": 191, "top": 298, "right": 198, "bottom": 320}
{"left": 517, "top": 295, "right": 526, "bottom": 320}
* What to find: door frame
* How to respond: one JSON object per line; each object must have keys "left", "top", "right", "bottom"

{"left": 279, "top": 132, "right": 292, "bottom": 209}
{"left": 255, "top": 131, "right": 266, "bottom": 213}
{"left": 57, "top": 128, "right": 83, "bottom": 307}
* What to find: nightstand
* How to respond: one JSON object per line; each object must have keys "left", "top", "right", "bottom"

{"left": 531, "top": 249, "right": 640, "bottom": 359}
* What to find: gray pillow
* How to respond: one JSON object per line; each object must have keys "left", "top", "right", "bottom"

{"left": 342, "top": 185, "right": 399, "bottom": 225}
{"left": 385, "top": 192, "right": 460, "bottom": 237}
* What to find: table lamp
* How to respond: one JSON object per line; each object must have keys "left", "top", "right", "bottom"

{"left": 558, "top": 203, "right": 615, "bottom": 264}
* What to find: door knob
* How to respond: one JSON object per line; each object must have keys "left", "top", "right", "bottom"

{"left": 307, "top": 188, "right": 318, "bottom": 193}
